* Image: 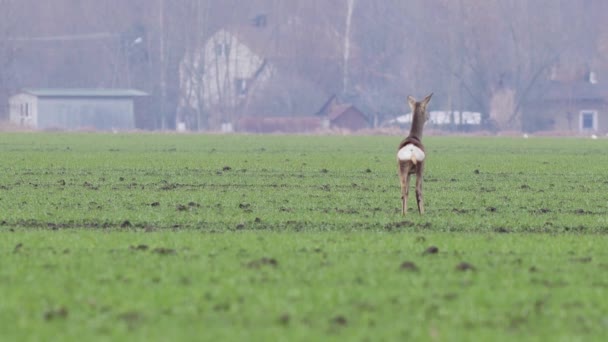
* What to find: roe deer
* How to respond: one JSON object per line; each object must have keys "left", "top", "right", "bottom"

{"left": 397, "top": 93, "right": 432, "bottom": 215}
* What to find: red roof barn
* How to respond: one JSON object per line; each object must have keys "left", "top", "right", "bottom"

{"left": 325, "top": 103, "right": 369, "bottom": 131}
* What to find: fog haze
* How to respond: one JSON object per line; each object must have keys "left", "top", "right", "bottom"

{"left": 1, "top": 0, "right": 606, "bottom": 132}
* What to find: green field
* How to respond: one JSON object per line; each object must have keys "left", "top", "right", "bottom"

{"left": 1, "top": 133, "right": 607, "bottom": 341}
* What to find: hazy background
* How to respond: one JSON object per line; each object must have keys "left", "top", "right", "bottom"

{"left": 1, "top": 0, "right": 607, "bottom": 131}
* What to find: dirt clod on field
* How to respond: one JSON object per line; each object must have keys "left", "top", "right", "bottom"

{"left": 452, "top": 208, "right": 469, "bottom": 214}
{"left": 44, "top": 307, "right": 68, "bottom": 321}
{"left": 152, "top": 247, "right": 176, "bottom": 255}
{"left": 331, "top": 315, "right": 348, "bottom": 326}
{"left": 247, "top": 257, "right": 278, "bottom": 269}
{"left": 571, "top": 256, "right": 592, "bottom": 263}
{"left": 574, "top": 209, "right": 591, "bottom": 215}
{"left": 424, "top": 246, "right": 439, "bottom": 255}
{"left": 400, "top": 261, "right": 419, "bottom": 271}
{"left": 455, "top": 262, "right": 475, "bottom": 271}
{"left": 118, "top": 311, "right": 143, "bottom": 329}
{"left": 385, "top": 221, "right": 414, "bottom": 230}
{"left": 129, "top": 244, "right": 149, "bottom": 251}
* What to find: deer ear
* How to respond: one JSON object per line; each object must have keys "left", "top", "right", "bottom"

{"left": 407, "top": 96, "right": 416, "bottom": 110}
{"left": 421, "top": 93, "right": 433, "bottom": 107}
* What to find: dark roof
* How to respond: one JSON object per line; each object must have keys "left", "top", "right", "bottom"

{"left": 315, "top": 94, "right": 337, "bottom": 116}
{"left": 533, "top": 81, "right": 608, "bottom": 102}
{"left": 21, "top": 88, "right": 148, "bottom": 98}
{"left": 326, "top": 104, "right": 366, "bottom": 121}
{"left": 218, "top": 25, "right": 280, "bottom": 59}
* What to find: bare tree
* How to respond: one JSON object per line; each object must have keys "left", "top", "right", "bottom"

{"left": 4, "top": 0, "right": 608, "bottom": 132}
{"left": 342, "top": 0, "right": 356, "bottom": 95}
{"left": 0, "top": 0, "right": 17, "bottom": 119}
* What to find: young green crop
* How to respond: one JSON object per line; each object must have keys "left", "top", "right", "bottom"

{"left": 1, "top": 133, "right": 607, "bottom": 233}
{"left": 0, "top": 133, "right": 607, "bottom": 341}
{"left": 1, "top": 231, "right": 607, "bottom": 341}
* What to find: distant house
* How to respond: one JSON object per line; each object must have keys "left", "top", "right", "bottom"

{"left": 9, "top": 88, "right": 147, "bottom": 131}
{"left": 313, "top": 95, "right": 370, "bottom": 131}
{"left": 178, "top": 27, "right": 273, "bottom": 130}
{"left": 323, "top": 104, "right": 370, "bottom": 131}
{"left": 522, "top": 73, "right": 608, "bottom": 133}
{"left": 178, "top": 18, "right": 335, "bottom": 132}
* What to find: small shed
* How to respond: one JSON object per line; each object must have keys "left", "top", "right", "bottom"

{"left": 325, "top": 104, "right": 369, "bottom": 131}
{"left": 9, "top": 88, "right": 148, "bottom": 131}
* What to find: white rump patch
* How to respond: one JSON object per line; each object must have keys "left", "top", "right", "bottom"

{"left": 397, "top": 144, "right": 425, "bottom": 162}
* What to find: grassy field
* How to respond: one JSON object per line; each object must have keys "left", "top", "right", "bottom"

{"left": 1, "top": 133, "right": 607, "bottom": 341}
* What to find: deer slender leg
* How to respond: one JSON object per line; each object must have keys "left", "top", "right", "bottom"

{"left": 399, "top": 161, "right": 412, "bottom": 215}
{"left": 415, "top": 162, "right": 425, "bottom": 214}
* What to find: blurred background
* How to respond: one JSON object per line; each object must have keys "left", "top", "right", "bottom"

{"left": 1, "top": 0, "right": 607, "bottom": 134}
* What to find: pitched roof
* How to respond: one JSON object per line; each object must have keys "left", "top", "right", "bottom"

{"left": 537, "top": 81, "right": 608, "bottom": 101}
{"left": 315, "top": 94, "right": 337, "bottom": 116}
{"left": 22, "top": 88, "right": 148, "bottom": 98}
{"left": 326, "top": 104, "right": 367, "bottom": 121}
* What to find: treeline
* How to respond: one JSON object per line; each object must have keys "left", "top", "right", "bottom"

{"left": 1, "top": 0, "right": 606, "bottom": 129}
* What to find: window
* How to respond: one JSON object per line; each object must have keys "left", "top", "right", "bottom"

{"left": 214, "top": 43, "right": 230, "bottom": 57}
{"left": 579, "top": 110, "right": 597, "bottom": 131}
{"left": 252, "top": 14, "right": 267, "bottom": 28}
{"left": 18, "top": 102, "right": 31, "bottom": 126}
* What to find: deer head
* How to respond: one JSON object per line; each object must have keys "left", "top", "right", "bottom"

{"left": 407, "top": 93, "right": 433, "bottom": 122}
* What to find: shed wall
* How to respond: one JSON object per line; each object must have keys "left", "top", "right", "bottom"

{"left": 331, "top": 109, "right": 369, "bottom": 131}
{"left": 36, "top": 97, "right": 135, "bottom": 130}
{"left": 524, "top": 100, "right": 608, "bottom": 133}
{"left": 9, "top": 94, "right": 38, "bottom": 128}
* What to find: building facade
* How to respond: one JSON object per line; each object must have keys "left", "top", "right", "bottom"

{"left": 9, "top": 88, "right": 147, "bottom": 131}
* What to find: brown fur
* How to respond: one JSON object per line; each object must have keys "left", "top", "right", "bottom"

{"left": 398, "top": 93, "right": 432, "bottom": 214}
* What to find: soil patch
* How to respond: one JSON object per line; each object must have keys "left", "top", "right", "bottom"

{"left": 455, "top": 262, "right": 475, "bottom": 271}
{"left": 423, "top": 246, "right": 439, "bottom": 255}
{"left": 246, "top": 257, "right": 278, "bottom": 269}
{"left": 400, "top": 261, "right": 419, "bottom": 271}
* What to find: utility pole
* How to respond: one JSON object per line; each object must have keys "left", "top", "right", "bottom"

{"left": 159, "top": 0, "right": 166, "bottom": 130}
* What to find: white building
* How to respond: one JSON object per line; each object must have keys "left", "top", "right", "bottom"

{"left": 385, "top": 110, "right": 482, "bottom": 127}
{"left": 178, "top": 28, "right": 273, "bottom": 130}
{"left": 9, "top": 88, "right": 147, "bottom": 130}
